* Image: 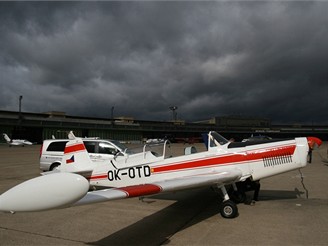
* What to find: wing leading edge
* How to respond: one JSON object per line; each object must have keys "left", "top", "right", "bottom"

{"left": 74, "top": 169, "right": 242, "bottom": 207}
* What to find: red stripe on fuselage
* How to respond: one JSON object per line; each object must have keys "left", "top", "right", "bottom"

{"left": 89, "top": 174, "right": 108, "bottom": 180}
{"left": 118, "top": 184, "right": 162, "bottom": 197}
{"left": 152, "top": 145, "right": 296, "bottom": 173}
{"left": 64, "top": 143, "right": 85, "bottom": 154}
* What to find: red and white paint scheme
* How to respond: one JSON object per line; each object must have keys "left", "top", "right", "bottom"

{"left": 0, "top": 131, "right": 322, "bottom": 218}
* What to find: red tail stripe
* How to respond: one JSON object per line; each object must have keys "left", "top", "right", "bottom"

{"left": 64, "top": 143, "right": 86, "bottom": 154}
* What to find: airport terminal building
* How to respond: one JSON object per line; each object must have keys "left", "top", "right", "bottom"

{"left": 0, "top": 110, "right": 327, "bottom": 144}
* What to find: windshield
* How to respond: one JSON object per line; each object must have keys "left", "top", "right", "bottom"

{"left": 110, "top": 140, "right": 134, "bottom": 154}
{"left": 209, "top": 131, "right": 229, "bottom": 146}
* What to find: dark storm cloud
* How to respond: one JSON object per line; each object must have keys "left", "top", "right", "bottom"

{"left": 1, "top": 1, "right": 327, "bottom": 123}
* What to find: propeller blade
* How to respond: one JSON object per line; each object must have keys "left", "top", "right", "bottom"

{"left": 0, "top": 173, "right": 89, "bottom": 213}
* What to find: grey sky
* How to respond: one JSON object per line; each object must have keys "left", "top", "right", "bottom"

{"left": 1, "top": 1, "right": 327, "bottom": 124}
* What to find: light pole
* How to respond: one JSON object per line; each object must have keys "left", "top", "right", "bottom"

{"left": 169, "top": 106, "right": 178, "bottom": 121}
{"left": 19, "top": 95, "right": 23, "bottom": 121}
{"left": 111, "top": 106, "right": 114, "bottom": 119}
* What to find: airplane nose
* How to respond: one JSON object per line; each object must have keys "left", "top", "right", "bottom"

{"left": 0, "top": 173, "right": 89, "bottom": 213}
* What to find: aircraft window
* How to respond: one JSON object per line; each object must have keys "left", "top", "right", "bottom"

{"left": 84, "top": 141, "right": 96, "bottom": 153}
{"left": 47, "top": 141, "right": 68, "bottom": 151}
{"left": 209, "top": 137, "right": 216, "bottom": 148}
{"left": 98, "top": 142, "right": 117, "bottom": 155}
{"left": 210, "top": 132, "right": 229, "bottom": 146}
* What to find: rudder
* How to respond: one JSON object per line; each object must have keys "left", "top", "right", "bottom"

{"left": 3, "top": 133, "right": 11, "bottom": 143}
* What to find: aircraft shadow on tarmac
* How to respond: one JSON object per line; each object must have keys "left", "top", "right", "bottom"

{"left": 258, "top": 188, "right": 304, "bottom": 201}
{"left": 89, "top": 187, "right": 302, "bottom": 246}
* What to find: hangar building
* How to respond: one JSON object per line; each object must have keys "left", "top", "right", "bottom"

{"left": 0, "top": 110, "right": 327, "bottom": 144}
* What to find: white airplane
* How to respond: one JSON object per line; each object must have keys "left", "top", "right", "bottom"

{"left": 145, "top": 138, "right": 165, "bottom": 144}
{"left": 2, "top": 133, "right": 33, "bottom": 147}
{"left": 0, "top": 131, "right": 322, "bottom": 218}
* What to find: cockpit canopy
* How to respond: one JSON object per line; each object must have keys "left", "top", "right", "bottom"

{"left": 208, "top": 131, "right": 229, "bottom": 147}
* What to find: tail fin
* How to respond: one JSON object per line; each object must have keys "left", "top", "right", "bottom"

{"left": 3, "top": 133, "right": 11, "bottom": 143}
{"left": 60, "top": 138, "right": 93, "bottom": 173}
{"left": 68, "top": 131, "right": 76, "bottom": 140}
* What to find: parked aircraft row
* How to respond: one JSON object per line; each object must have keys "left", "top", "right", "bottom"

{"left": 0, "top": 131, "right": 321, "bottom": 219}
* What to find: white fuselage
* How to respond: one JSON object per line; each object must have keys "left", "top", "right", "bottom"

{"left": 0, "top": 133, "right": 312, "bottom": 214}
{"left": 8, "top": 139, "right": 33, "bottom": 146}
{"left": 87, "top": 137, "right": 309, "bottom": 189}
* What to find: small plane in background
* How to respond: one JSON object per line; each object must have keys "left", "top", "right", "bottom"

{"left": 145, "top": 138, "right": 164, "bottom": 144}
{"left": 0, "top": 131, "right": 322, "bottom": 218}
{"left": 242, "top": 134, "right": 272, "bottom": 142}
{"left": 2, "top": 133, "right": 33, "bottom": 147}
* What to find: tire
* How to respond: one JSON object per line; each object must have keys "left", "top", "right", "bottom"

{"left": 220, "top": 200, "right": 238, "bottom": 219}
{"left": 50, "top": 163, "right": 60, "bottom": 171}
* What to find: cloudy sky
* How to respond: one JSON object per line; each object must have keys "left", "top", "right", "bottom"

{"left": 1, "top": 1, "right": 327, "bottom": 124}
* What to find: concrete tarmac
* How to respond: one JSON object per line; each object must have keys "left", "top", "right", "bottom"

{"left": 0, "top": 142, "right": 328, "bottom": 245}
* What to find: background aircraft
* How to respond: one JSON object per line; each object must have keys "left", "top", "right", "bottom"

{"left": 0, "top": 131, "right": 322, "bottom": 218}
{"left": 2, "top": 133, "right": 33, "bottom": 146}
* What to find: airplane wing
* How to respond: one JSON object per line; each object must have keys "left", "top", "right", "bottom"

{"left": 74, "top": 169, "right": 242, "bottom": 206}
{"left": 0, "top": 169, "right": 242, "bottom": 213}
{"left": 8, "top": 142, "right": 21, "bottom": 146}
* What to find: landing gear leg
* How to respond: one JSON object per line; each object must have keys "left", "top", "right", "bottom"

{"left": 229, "top": 183, "right": 246, "bottom": 204}
{"left": 219, "top": 185, "right": 238, "bottom": 218}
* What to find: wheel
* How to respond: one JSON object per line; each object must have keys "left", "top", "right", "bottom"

{"left": 50, "top": 163, "right": 60, "bottom": 171}
{"left": 220, "top": 200, "right": 238, "bottom": 219}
